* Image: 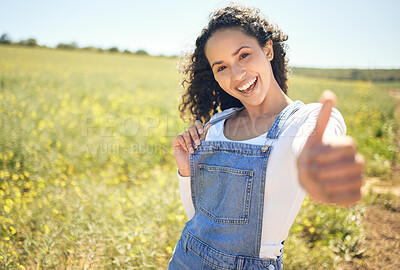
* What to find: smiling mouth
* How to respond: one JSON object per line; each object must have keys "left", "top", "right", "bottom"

{"left": 237, "top": 77, "right": 257, "bottom": 94}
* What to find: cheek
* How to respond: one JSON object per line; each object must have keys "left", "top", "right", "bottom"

{"left": 258, "top": 60, "right": 272, "bottom": 80}
{"left": 215, "top": 75, "right": 230, "bottom": 89}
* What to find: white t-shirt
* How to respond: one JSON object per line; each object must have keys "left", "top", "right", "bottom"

{"left": 177, "top": 102, "right": 346, "bottom": 259}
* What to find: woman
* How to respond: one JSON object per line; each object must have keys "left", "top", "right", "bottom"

{"left": 169, "top": 4, "right": 364, "bottom": 269}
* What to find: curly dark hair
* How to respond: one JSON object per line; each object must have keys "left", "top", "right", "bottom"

{"left": 178, "top": 4, "right": 290, "bottom": 123}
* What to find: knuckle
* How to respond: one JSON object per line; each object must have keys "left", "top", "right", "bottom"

{"left": 324, "top": 183, "right": 337, "bottom": 195}
{"left": 346, "top": 137, "right": 357, "bottom": 151}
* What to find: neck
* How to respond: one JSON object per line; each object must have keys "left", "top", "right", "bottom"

{"left": 242, "top": 80, "right": 292, "bottom": 121}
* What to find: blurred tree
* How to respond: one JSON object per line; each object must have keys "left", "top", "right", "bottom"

{"left": 108, "top": 47, "right": 119, "bottom": 53}
{"left": 56, "top": 42, "right": 78, "bottom": 50}
{"left": 19, "top": 38, "right": 38, "bottom": 46}
{"left": 0, "top": 33, "right": 12, "bottom": 44}
{"left": 135, "top": 49, "right": 148, "bottom": 55}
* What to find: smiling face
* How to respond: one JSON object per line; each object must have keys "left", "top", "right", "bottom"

{"left": 205, "top": 28, "right": 275, "bottom": 108}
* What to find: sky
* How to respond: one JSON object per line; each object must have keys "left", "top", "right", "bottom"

{"left": 1, "top": 0, "right": 399, "bottom": 69}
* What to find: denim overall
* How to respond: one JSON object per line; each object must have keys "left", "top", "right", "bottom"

{"left": 169, "top": 101, "right": 304, "bottom": 270}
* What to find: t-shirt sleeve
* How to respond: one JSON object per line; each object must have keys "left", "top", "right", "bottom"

{"left": 177, "top": 169, "right": 195, "bottom": 220}
{"left": 292, "top": 103, "right": 347, "bottom": 157}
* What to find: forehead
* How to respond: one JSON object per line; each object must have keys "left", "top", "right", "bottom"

{"left": 205, "top": 28, "right": 259, "bottom": 60}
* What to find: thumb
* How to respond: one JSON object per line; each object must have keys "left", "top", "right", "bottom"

{"left": 200, "top": 123, "right": 212, "bottom": 141}
{"left": 319, "top": 89, "right": 337, "bottom": 107}
{"left": 204, "top": 123, "right": 212, "bottom": 133}
{"left": 309, "top": 98, "right": 333, "bottom": 146}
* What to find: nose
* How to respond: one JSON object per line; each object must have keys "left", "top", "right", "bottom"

{"left": 231, "top": 64, "right": 246, "bottom": 81}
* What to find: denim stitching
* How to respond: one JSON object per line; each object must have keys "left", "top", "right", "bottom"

{"left": 198, "top": 164, "right": 254, "bottom": 176}
{"left": 197, "top": 164, "right": 253, "bottom": 224}
{"left": 186, "top": 229, "right": 281, "bottom": 263}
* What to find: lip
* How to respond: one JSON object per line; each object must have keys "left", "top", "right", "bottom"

{"left": 235, "top": 76, "right": 258, "bottom": 94}
{"left": 236, "top": 76, "right": 257, "bottom": 91}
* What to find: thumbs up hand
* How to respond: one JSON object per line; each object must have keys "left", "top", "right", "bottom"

{"left": 297, "top": 91, "right": 365, "bottom": 206}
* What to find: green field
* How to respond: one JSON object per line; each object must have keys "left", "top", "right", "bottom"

{"left": 0, "top": 46, "right": 399, "bottom": 269}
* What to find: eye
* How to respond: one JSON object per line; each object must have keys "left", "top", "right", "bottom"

{"left": 217, "top": 66, "right": 226, "bottom": 72}
{"left": 240, "top": 53, "right": 249, "bottom": 60}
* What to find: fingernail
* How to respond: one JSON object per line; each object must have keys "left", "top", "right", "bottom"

{"left": 195, "top": 139, "right": 201, "bottom": 145}
{"left": 199, "top": 129, "right": 203, "bottom": 134}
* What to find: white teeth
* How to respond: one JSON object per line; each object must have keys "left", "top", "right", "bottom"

{"left": 238, "top": 77, "right": 257, "bottom": 92}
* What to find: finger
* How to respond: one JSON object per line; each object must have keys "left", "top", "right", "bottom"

{"left": 322, "top": 175, "right": 363, "bottom": 195}
{"left": 182, "top": 131, "right": 194, "bottom": 153}
{"left": 188, "top": 125, "right": 201, "bottom": 146}
{"left": 310, "top": 140, "right": 357, "bottom": 165}
{"left": 315, "top": 161, "right": 363, "bottom": 181}
{"left": 319, "top": 90, "right": 337, "bottom": 108}
{"left": 326, "top": 189, "right": 362, "bottom": 207}
{"left": 312, "top": 98, "right": 333, "bottom": 144}
{"left": 172, "top": 135, "right": 188, "bottom": 152}
{"left": 201, "top": 123, "right": 212, "bottom": 141}
{"left": 194, "top": 120, "right": 204, "bottom": 135}
{"left": 314, "top": 154, "right": 365, "bottom": 179}
{"left": 204, "top": 123, "right": 212, "bottom": 133}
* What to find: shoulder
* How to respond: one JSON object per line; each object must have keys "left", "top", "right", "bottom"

{"left": 204, "top": 107, "right": 242, "bottom": 141}
{"left": 295, "top": 103, "right": 345, "bottom": 128}
{"left": 291, "top": 102, "right": 347, "bottom": 156}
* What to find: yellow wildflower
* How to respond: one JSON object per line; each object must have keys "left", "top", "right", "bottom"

{"left": 24, "top": 182, "right": 32, "bottom": 189}
{"left": 38, "top": 120, "right": 45, "bottom": 130}
{"left": 43, "top": 224, "right": 50, "bottom": 234}
{"left": 6, "top": 199, "right": 13, "bottom": 208}
{"left": 303, "top": 218, "right": 312, "bottom": 227}
{"left": 9, "top": 226, "right": 16, "bottom": 235}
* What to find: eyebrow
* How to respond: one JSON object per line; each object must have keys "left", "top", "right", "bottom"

{"left": 211, "top": 46, "right": 251, "bottom": 68}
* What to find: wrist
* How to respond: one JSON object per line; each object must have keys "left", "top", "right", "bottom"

{"left": 178, "top": 168, "right": 190, "bottom": 177}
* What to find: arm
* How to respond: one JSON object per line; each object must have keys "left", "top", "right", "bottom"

{"left": 177, "top": 169, "right": 195, "bottom": 219}
{"left": 172, "top": 120, "right": 212, "bottom": 218}
{"left": 295, "top": 91, "right": 365, "bottom": 206}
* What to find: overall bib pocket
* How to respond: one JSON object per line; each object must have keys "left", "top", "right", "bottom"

{"left": 197, "top": 164, "right": 254, "bottom": 224}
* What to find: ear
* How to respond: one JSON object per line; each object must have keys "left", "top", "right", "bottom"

{"left": 263, "top": 39, "right": 274, "bottom": 61}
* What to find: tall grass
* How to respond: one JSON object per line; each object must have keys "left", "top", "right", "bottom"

{"left": 0, "top": 46, "right": 399, "bottom": 269}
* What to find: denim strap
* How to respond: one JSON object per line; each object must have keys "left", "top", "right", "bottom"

{"left": 203, "top": 106, "right": 245, "bottom": 129}
{"left": 202, "top": 101, "right": 304, "bottom": 152}
{"left": 261, "top": 100, "right": 304, "bottom": 152}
